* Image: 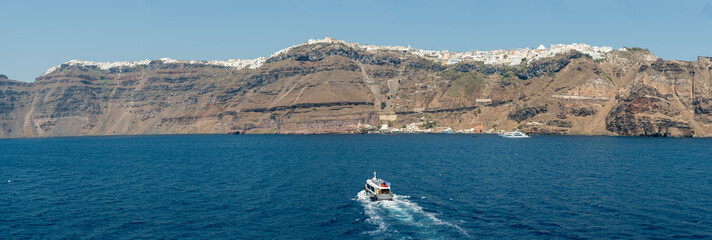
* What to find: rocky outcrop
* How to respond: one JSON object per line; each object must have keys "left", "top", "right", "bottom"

{"left": 569, "top": 107, "right": 597, "bottom": 117}
{"left": 547, "top": 119, "right": 572, "bottom": 128}
{"left": 454, "top": 51, "right": 586, "bottom": 80}
{"left": 1, "top": 40, "right": 711, "bottom": 138}
{"left": 266, "top": 43, "right": 402, "bottom": 66}
{"left": 606, "top": 85, "right": 694, "bottom": 137}
{"left": 0, "top": 77, "right": 32, "bottom": 138}
{"left": 508, "top": 105, "right": 548, "bottom": 122}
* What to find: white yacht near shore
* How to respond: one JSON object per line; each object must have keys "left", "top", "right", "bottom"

{"left": 500, "top": 130, "right": 530, "bottom": 138}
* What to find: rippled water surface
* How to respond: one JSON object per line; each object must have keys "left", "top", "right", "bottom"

{"left": 1, "top": 134, "right": 712, "bottom": 239}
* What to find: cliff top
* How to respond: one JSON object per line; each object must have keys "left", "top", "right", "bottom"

{"left": 42, "top": 37, "right": 625, "bottom": 76}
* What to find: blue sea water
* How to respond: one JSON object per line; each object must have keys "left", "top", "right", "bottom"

{"left": 1, "top": 134, "right": 711, "bottom": 239}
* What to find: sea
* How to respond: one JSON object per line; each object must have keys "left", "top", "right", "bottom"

{"left": 1, "top": 134, "right": 711, "bottom": 239}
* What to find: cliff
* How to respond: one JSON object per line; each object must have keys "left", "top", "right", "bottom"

{"left": 1, "top": 40, "right": 711, "bottom": 138}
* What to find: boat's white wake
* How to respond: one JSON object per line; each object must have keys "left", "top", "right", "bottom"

{"left": 355, "top": 190, "right": 469, "bottom": 239}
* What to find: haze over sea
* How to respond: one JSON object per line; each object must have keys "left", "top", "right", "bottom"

{"left": 1, "top": 134, "right": 711, "bottom": 239}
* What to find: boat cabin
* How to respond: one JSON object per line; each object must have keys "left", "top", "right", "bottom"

{"left": 365, "top": 181, "right": 391, "bottom": 194}
{"left": 364, "top": 172, "right": 394, "bottom": 201}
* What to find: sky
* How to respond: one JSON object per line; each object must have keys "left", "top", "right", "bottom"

{"left": 1, "top": 0, "right": 711, "bottom": 82}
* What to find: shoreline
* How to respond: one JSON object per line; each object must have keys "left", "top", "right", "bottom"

{"left": 1, "top": 131, "right": 709, "bottom": 140}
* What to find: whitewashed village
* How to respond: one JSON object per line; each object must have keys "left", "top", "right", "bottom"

{"left": 44, "top": 37, "right": 617, "bottom": 76}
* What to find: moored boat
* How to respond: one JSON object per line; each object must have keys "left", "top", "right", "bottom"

{"left": 442, "top": 127, "right": 455, "bottom": 134}
{"left": 500, "top": 130, "right": 530, "bottom": 138}
{"left": 364, "top": 172, "right": 394, "bottom": 201}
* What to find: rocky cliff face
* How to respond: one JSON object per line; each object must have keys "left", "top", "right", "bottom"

{"left": 0, "top": 75, "right": 32, "bottom": 138}
{"left": 606, "top": 84, "right": 694, "bottom": 137}
{"left": 1, "top": 42, "right": 711, "bottom": 138}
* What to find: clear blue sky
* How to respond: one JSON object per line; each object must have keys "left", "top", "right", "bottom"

{"left": 2, "top": 0, "right": 711, "bottom": 82}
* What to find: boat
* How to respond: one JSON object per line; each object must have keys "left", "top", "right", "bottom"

{"left": 442, "top": 127, "right": 454, "bottom": 134}
{"left": 364, "top": 172, "right": 394, "bottom": 201}
{"left": 500, "top": 130, "right": 530, "bottom": 138}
